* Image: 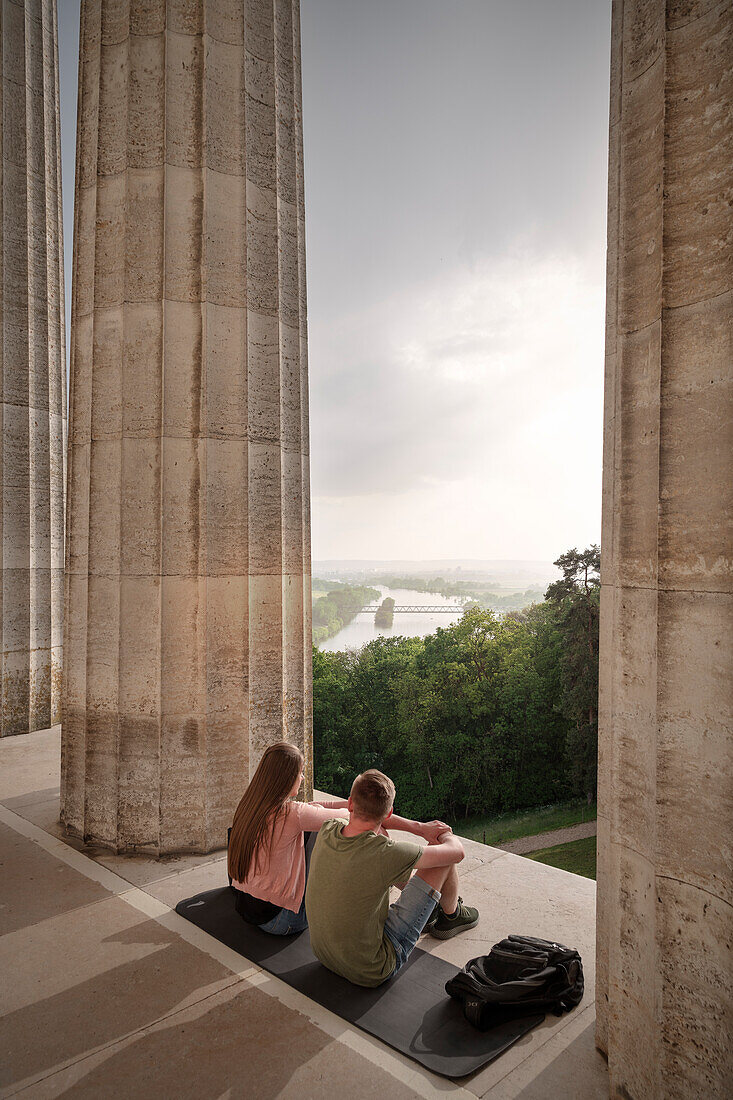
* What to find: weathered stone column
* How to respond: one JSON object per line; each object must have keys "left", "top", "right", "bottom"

{"left": 62, "top": 0, "right": 312, "bottom": 853}
{"left": 1, "top": 0, "right": 66, "bottom": 736}
{"left": 597, "top": 2, "right": 732, "bottom": 1097}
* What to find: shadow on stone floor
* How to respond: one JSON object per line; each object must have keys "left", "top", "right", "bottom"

{"left": 1, "top": 787, "right": 60, "bottom": 810}
{"left": 0, "top": 919, "right": 231, "bottom": 1089}
{"left": 507, "top": 1020, "right": 608, "bottom": 1100}
{"left": 46, "top": 984, "right": 337, "bottom": 1100}
{"left": 0, "top": 825, "right": 113, "bottom": 936}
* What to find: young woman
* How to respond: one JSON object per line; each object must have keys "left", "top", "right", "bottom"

{"left": 227, "top": 741, "right": 349, "bottom": 935}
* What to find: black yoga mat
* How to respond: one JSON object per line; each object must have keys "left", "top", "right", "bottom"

{"left": 175, "top": 887, "right": 544, "bottom": 1079}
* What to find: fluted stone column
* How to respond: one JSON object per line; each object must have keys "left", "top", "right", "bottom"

{"left": 1, "top": 0, "right": 66, "bottom": 736}
{"left": 62, "top": 0, "right": 312, "bottom": 853}
{"left": 597, "top": 2, "right": 732, "bottom": 1097}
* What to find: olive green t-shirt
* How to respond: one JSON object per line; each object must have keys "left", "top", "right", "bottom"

{"left": 306, "top": 819, "right": 422, "bottom": 987}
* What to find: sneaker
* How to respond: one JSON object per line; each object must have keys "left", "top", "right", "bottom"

{"left": 424, "top": 905, "right": 440, "bottom": 933}
{"left": 428, "top": 897, "right": 479, "bottom": 939}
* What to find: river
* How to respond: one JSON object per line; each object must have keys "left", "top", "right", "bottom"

{"left": 318, "top": 585, "right": 466, "bottom": 652}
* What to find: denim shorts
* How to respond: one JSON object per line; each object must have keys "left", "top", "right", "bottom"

{"left": 257, "top": 831, "right": 314, "bottom": 936}
{"left": 383, "top": 874, "right": 441, "bottom": 977}
{"left": 258, "top": 894, "right": 308, "bottom": 935}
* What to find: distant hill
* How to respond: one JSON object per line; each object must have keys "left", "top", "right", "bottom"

{"left": 313, "top": 558, "right": 561, "bottom": 589}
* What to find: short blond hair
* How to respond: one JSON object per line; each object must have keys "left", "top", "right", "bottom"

{"left": 350, "top": 769, "right": 395, "bottom": 822}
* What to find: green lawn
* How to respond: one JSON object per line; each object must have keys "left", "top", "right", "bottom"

{"left": 451, "top": 799, "right": 597, "bottom": 846}
{"left": 528, "top": 836, "right": 597, "bottom": 880}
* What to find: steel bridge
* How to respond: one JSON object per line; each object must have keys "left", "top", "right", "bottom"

{"left": 358, "top": 605, "right": 465, "bottom": 614}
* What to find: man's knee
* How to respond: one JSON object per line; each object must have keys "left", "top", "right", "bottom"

{"left": 415, "top": 863, "right": 451, "bottom": 892}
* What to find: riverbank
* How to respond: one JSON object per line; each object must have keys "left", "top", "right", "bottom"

{"left": 311, "top": 582, "right": 379, "bottom": 646}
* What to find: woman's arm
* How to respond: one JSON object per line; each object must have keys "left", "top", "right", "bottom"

{"left": 311, "top": 798, "right": 349, "bottom": 810}
{"left": 291, "top": 801, "right": 349, "bottom": 831}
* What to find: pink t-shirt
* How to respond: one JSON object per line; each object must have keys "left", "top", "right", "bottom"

{"left": 232, "top": 801, "right": 348, "bottom": 913}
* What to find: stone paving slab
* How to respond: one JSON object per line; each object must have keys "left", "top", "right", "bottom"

{"left": 0, "top": 823, "right": 112, "bottom": 937}
{"left": 1, "top": 796, "right": 74, "bottom": 847}
{"left": 482, "top": 1008, "right": 607, "bottom": 1100}
{"left": 0, "top": 727, "right": 60, "bottom": 802}
{"left": 1, "top": 788, "right": 60, "bottom": 811}
{"left": 90, "top": 847, "right": 227, "bottom": 889}
{"left": 144, "top": 857, "right": 230, "bottom": 908}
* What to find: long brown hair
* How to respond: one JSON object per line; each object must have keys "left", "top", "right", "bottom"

{"left": 228, "top": 741, "right": 304, "bottom": 883}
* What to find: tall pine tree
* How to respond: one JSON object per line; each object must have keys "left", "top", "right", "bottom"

{"left": 545, "top": 546, "right": 600, "bottom": 803}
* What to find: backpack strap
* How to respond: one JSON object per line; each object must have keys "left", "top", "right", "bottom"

{"left": 462, "top": 995, "right": 488, "bottom": 1029}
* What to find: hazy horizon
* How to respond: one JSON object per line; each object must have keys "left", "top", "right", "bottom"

{"left": 313, "top": 556, "right": 560, "bottom": 569}
{"left": 312, "top": 557, "right": 563, "bottom": 590}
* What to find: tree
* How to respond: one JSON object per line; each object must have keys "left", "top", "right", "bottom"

{"left": 374, "top": 596, "right": 395, "bottom": 627}
{"left": 545, "top": 546, "right": 600, "bottom": 803}
{"left": 545, "top": 547, "right": 600, "bottom": 603}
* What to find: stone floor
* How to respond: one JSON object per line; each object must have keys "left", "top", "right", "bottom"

{"left": 0, "top": 728, "right": 609, "bottom": 1099}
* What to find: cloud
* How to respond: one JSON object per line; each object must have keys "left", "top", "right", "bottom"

{"left": 308, "top": 245, "right": 604, "bottom": 560}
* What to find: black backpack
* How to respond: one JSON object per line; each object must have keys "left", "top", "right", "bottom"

{"left": 445, "top": 934, "right": 584, "bottom": 1030}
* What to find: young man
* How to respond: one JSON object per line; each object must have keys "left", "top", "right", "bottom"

{"left": 305, "top": 769, "right": 479, "bottom": 988}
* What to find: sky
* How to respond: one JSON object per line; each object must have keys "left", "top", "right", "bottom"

{"left": 58, "top": 0, "right": 611, "bottom": 565}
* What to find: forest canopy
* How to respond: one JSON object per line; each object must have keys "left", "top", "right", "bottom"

{"left": 312, "top": 547, "right": 600, "bottom": 821}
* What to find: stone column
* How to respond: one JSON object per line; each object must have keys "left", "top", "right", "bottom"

{"left": 1, "top": 0, "right": 66, "bottom": 736}
{"left": 62, "top": 0, "right": 312, "bottom": 853}
{"left": 597, "top": 2, "right": 732, "bottom": 1097}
